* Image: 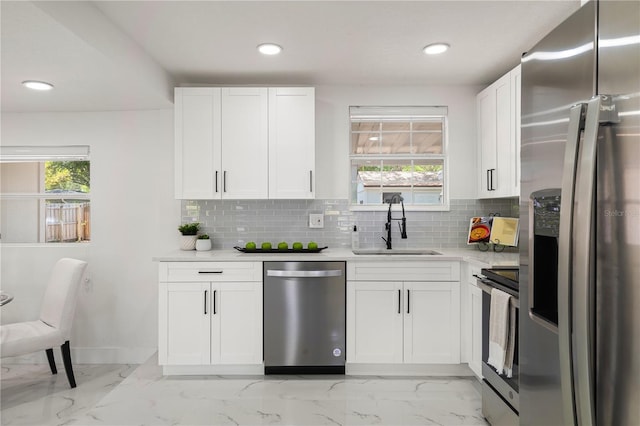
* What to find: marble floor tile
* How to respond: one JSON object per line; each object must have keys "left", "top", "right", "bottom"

{"left": 1, "top": 356, "right": 488, "bottom": 426}
{"left": 1, "top": 363, "right": 136, "bottom": 425}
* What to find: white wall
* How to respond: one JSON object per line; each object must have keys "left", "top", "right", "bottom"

{"left": 314, "top": 85, "right": 481, "bottom": 200}
{"left": 1, "top": 109, "right": 179, "bottom": 363}
{"left": 0, "top": 83, "right": 481, "bottom": 364}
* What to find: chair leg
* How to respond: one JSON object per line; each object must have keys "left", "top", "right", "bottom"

{"left": 45, "top": 348, "right": 58, "bottom": 374}
{"left": 60, "top": 341, "right": 77, "bottom": 388}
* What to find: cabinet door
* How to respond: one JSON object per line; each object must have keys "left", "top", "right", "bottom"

{"left": 268, "top": 87, "right": 315, "bottom": 199}
{"left": 221, "top": 88, "right": 268, "bottom": 199}
{"left": 403, "top": 281, "right": 461, "bottom": 364}
{"left": 477, "top": 85, "right": 497, "bottom": 199}
{"left": 159, "top": 282, "right": 211, "bottom": 365}
{"left": 211, "top": 282, "right": 263, "bottom": 364}
{"left": 469, "top": 283, "right": 484, "bottom": 378}
{"left": 494, "top": 72, "right": 513, "bottom": 197}
{"left": 174, "top": 88, "right": 222, "bottom": 199}
{"left": 347, "top": 281, "right": 403, "bottom": 363}
{"left": 511, "top": 65, "right": 522, "bottom": 198}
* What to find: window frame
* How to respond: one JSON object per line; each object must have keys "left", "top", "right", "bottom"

{"left": 0, "top": 146, "right": 91, "bottom": 244}
{"left": 349, "top": 106, "right": 450, "bottom": 212}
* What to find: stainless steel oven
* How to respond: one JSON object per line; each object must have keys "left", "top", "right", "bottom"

{"left": 477, "top": 267, "right": 519, "bottom": 425}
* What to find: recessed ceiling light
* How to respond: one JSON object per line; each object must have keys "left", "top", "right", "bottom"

{"left": 423, "top": 43, "right": 450, "bottom": 55}
{"left": 257, "top": 43, "right": 283, "bottom": 55}
{"left": 22, "top": 80, "right": 54, "bottom": 91}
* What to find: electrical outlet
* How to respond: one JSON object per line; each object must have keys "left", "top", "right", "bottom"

{"left": 309, "top": 213, "right": 324, "bottom": 228}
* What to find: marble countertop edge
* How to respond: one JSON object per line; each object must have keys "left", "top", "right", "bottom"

{"left": 153, "top": 247, "right": 519, "bottom": 268}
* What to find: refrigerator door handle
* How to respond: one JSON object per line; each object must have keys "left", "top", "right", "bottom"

{"left": 558, "top": 102, "right": 586, "bottom": 426}
{"left": 572, "top": 95, "right": 618, "bottom": 426}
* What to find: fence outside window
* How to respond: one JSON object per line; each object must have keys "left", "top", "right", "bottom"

{"left": 45, "top": 202, "right": 91, "bottom": 242}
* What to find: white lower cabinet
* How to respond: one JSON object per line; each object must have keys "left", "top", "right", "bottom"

{"left": 347, "top": 261, "right": 461, "bottom": 367}
{"left": 348, "top": 281, "right": 404, "bottom": 363}
{"left": 161, "top": 281, "right": 212, "bottom": 365}
{"left": 404, "top": 281, "right": 461, "bottom": 364}
{"left": 464, "top": 263, "right": 484, "bottom": 379}
{"left": 468, "top": 282, "right": 483, "bottom": 378}
{"left": 158, "top": 262, "right": 263, "bottom": 374}
{"left": 213, "top": 282, "right": 262, "bottom": 364}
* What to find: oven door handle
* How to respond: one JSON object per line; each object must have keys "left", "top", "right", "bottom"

{"left": 476, "top": 280, "right": 520, "bottom": 309}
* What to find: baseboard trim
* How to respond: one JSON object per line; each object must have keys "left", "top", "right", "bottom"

{"left": 346, "top": 363, "right": 474, "bottom": 376}
{"left": 1, "top": 347, "right": 156, "bottom": 365}
{"left": 162, "top": 364, "right": 265, "bottom": 375}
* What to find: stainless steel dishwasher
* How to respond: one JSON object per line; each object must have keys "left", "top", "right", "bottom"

{"left": 263, "top": 261, "right": 346, "bottom": 374}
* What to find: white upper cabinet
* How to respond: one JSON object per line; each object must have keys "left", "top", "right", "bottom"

{"left": 512, "top": 65, "right": 522, "bottom": 198}
{"left": 221, "top": 88, "right": 269, "bottom": 199}
{"left": 268, "top": 87, "right": 315, "bottom": 199}
{"left": 174, "top": 86, "right": 316, "bottom": 200}
{"left": 477, "top": 65, "right": 521, "bottom": 199}
{"left": 174, "top": 88, "right": 222, "bottom": 199}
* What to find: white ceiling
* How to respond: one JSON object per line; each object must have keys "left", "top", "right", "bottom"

{"left": 1, "top": 0, "right": 581, "bottom": 113}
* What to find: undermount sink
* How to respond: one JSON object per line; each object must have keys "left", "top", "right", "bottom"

{"left": 352, "top": 248, "right": 442, "bottom": 256}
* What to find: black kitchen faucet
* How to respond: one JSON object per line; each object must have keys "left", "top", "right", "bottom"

{"left": 381, "top": 194, "right": 407, "bottom": 249}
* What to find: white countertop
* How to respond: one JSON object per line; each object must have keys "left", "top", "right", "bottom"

{"left": 153, "top": 247, "right": 519, "bottom": 268}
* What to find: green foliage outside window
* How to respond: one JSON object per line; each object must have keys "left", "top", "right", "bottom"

{"left": 45, "top": 161, "right": 90, "bottom": 192}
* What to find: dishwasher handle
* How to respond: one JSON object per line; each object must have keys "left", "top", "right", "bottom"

{"left": 266, "top": 269, "right": 343, "bottom": 278}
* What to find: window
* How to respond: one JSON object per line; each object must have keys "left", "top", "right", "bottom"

{"left": 0, "top": 146, "right": 90, "bottom": 243}
{"left": 349, "top": 106, "right": 448, "bottom": 209}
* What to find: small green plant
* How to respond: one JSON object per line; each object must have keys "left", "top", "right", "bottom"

{"left": 198, "top": 234, "right": 210, "bottom": 240}
{"left": 178, "top": 222, "right": 200, "bottom": 235}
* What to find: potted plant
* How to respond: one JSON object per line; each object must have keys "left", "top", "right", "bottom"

{"left": 195, "top": 234, "right": 212, "bottom": 251}
{"left": 178, "top": 222, "right": 200, "bottom": 251}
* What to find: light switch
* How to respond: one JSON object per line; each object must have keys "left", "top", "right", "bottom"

{"left": 309, "top": 213, "right": 324, "bottom": 228}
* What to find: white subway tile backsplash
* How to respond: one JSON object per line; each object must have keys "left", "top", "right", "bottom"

{"left": 180, "top": 198, "right": 518, "bottom": 250}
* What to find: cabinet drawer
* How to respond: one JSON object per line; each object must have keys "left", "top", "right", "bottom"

{"left": 159, "top": 262, "right": 262, "bottom": 282}
{"left": 348, "top": 261, "right": 460, "bottom": 282}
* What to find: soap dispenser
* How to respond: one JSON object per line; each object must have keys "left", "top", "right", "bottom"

{"left": 351, "top": 225, "right": 360, "bottom": 250}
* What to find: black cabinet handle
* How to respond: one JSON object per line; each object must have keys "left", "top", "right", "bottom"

{"left": 309, "top": 170, "right": 313, "bottom": 192}
{"left": 398, "top": 289, "right": 401, "bottom": 314}
{"left": 407, "top": 289, "right": 411, "bottom": 314}
{"left": 213, "top": 290, "right": 217, "bottom": 315}
{"left": 223, "top": 171, "right": 227, "bottom": 192}
{"left": 485, "top": 168, "right": 496, "bottom": 191}
{"left": 204, "top": 290, "right": 208, "bottom": 315}
{"left": 215, "top": 171, "right": 219, "bottom": 193}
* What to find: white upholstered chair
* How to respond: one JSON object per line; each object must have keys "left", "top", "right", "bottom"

{"left": 0, "top": 258, "right": 88, "bottom": 388}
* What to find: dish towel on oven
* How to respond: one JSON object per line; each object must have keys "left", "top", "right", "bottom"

{"left": 487, "top": 288, "right": 515, "bottom": 378}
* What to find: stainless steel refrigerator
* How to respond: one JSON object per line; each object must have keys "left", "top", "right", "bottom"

{"left": 520, "top": 1, "right": 639, "bottom": 425}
